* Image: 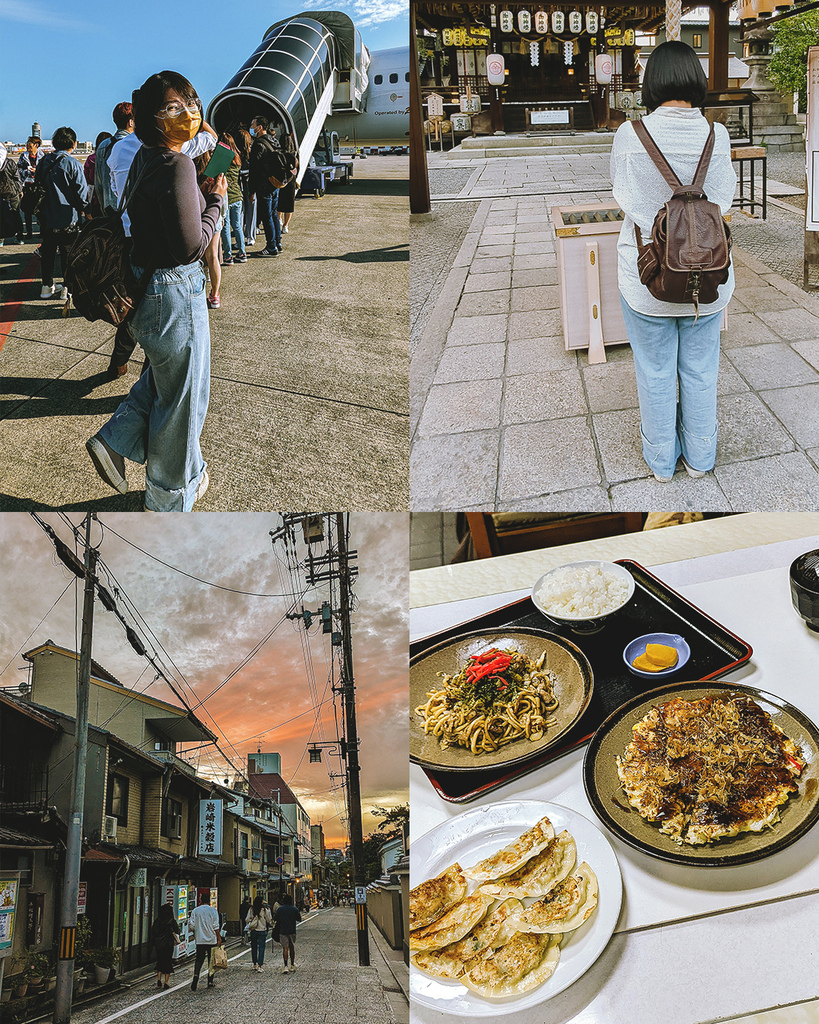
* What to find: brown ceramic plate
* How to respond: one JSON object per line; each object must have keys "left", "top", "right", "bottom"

{"left": 410, "top": 628, "right": 594, "bottom": 773}
{"left": 583, "top": 680, "right": 819, "bottom": 866}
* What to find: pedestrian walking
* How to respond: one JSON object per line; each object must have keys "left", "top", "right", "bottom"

{"left": 610, "top": 41, "right": 736, "bottom": 482}
{"left": 219, "top": 133, "right": 246, "bottom": 264}
{"left": 85, "top": 70, "right": 226, "bottom": 511}
{"left": 278, "top": 130, "right": 298, "bottom": 234}
{"left": 273, "top": 893, "right": 301, "bottom": 974}
{"left": 248, "top": 115, "right": 283, "bottom": 257}
{"left": 187, "top": 890, "right": 222, "bottom": 991}
{"left": 17, "top": 137, "right": 44, "bottom": 239}
{"left": 246, "top": 894, "right": 273, "bottom": 972}
{"left": 239, "top": 896, "right": 252, "bottom": 945}
{"left": 151, "top": 902, "right": 181, "bottom": 990}
{"left": 33, "top": 127, "right": 90, "bottom": 300}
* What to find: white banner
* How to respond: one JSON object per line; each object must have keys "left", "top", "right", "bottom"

{"left": 199, "top": 799, "right": 223, "bottom": 856}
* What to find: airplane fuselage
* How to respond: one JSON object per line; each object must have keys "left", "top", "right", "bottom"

{"left": 325, "top": 46, "right": 410, "bottom": 148}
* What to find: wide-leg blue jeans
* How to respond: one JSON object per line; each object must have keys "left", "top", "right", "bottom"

{"left": 259, "top": 190, "right": 281, "bottom": 250}
{"left": 620, "top": 295, "right": 722, "bottom": 480}
{"left": 220, "top": 199, "right": 245, "bottom": 258}
{"left": 99, "top": 261, "right": 210, "bottom": 510}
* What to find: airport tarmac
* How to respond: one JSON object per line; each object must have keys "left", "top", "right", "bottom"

{"left": 0, "top": 155, "right": 409, "bottom": 511}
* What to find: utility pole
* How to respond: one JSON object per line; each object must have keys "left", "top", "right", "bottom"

{"left": 54, "top": 516, "right": 98, "bottom": 1024}
{"left": 336, "top": 514, "right": 370, "bottom": 966}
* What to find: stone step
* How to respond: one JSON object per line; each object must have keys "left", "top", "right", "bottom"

{"left": 459, "top": 132, "right": 615, "bottom": 150}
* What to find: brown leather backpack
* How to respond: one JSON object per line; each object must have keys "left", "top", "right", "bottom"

{"left": 632, "top": 118, "right": 731, "bottom": 318}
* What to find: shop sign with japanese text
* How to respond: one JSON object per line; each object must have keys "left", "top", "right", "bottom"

{"left": 199, "top": 799, "right": 222, "bottom": 856}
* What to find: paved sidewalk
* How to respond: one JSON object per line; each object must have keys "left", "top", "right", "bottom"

{"left": 0, "top": 157, "right": 409, "bottom": 511}
{"left": 411, "top": 149, "right": 819, "bottom": 512}
{"left": 69, "top": 908, "right": 403, "bottom": 1024}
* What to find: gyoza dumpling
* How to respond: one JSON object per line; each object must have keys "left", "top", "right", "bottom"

{"left": 508, "top": 862, "right": 598, "bottom": 934}
{"left": 411, "top": 898, "right": 524, "bottom": 979}
{"left": 479, "top": 830, "right": 576, "bottom": 899}
{"left": 464, "top": 816, "right": 555, "bottom": 881}
{"left": 462, "top": 932, "right": 561, "bottom": 998}
{"left": 409, "top": 863, "right": 468, "bottom": 931}
{"left": 409, "top": 891, "right": 495, "bottom": 951}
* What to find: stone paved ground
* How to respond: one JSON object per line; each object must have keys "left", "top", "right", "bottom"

{"left": 69, "top": 908, "right": 403, "bottom": 1024}
{"left": 411, "top": 146, "right": 819, "bottom": 512}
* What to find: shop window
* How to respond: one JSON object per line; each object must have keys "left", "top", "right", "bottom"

{"left": 0, "top": 851, "right": 33, "bottom": 885}
{"left": 693, "top": 34, "right": 702, "bottom": 48}
{"left": 161, "top": 797, "right": 183, "bottom": 839}
{"left": 374, "top": 74, "right": 383, "bottom": 85}
{"left": 106, "top": 774, "right": 129, "bottom": 826}
{"left": 389, "top": 73, "right": 398, "bottom": 84}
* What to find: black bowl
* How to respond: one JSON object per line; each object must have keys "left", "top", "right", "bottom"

{"left": 790, "top": 549, "right": 819, "bottom": 632}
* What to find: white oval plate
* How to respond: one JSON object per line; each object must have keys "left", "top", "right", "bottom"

{"left": 410, "top": 800, "right": 622, "bottom": 1017}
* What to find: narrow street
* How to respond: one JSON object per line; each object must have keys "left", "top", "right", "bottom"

{"left": 68, "top": 908, "right": 406, "bottom": 1024}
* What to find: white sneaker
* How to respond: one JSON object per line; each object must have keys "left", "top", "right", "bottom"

{"left": 282, "top": 225, "right": 289, "bottom": 233}
{"left": 653, "top": 471, "right": 673, "bottom": 483}
{"left": 681, "top": 457, "right": 707, "bottom": 479}
{"left": 60, "top": 286, "right": 70, "bottom": 301}
{"left": 194, "top": 468, "right": 209, "bottom": 504}
{"left": 283, "top": 965, "right": 290, "bottom": 974}
{"left": 40, "top": 284, "right": 55, "bottom": 298}
{"left": 289, "top": 963, "right": 295, "bottom": 972}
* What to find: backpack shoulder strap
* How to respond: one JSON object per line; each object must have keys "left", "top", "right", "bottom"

{"left": 691, "top": 124, "right": 716, "bottom": 191}
{"left": 632, "top": 118, "right": 682, "bottom": 190}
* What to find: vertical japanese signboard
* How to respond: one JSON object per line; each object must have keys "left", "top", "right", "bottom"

{"left": 807, "top": 47, "right": 819, "bottom": 231}
{"left": 199, "top": 799, "right": 222, "bottom": 856}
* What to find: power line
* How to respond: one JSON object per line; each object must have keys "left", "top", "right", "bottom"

{"left": 98, "top": 520, "right": 305, "bottom": 598}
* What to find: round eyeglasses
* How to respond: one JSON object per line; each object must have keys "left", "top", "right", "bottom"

{"left": 156, "top": 99, "right": 202, "bottom": 119}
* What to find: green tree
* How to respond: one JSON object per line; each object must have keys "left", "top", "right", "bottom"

{"left": 769, "top": 12, "right": 819, "bottom": 109}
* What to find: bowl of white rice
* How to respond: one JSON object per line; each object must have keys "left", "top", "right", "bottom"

{"left": 531, "top": 560, "right": 635, "bottom": 633}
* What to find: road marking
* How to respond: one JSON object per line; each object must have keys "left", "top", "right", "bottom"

{"left": 0, "top": 252, "right": 41, "bottom": 351}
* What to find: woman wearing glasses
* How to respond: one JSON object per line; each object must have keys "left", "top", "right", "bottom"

{"left": 85, "top": 70, "right": 227, "bottom": 510}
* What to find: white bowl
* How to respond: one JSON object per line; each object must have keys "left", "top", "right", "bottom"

{"left": 531, "top": 560, "right": 635, "bottom": 634}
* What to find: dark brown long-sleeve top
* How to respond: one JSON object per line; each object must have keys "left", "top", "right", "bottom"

{"left": 127, "top": 146, "right": 222, "bottom": 269}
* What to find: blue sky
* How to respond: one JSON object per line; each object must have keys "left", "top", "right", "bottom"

{"left": 0, "top": 0, "right": 408, "bottom": 143}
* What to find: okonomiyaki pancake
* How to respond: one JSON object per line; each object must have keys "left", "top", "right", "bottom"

{"left": 462, "top": 932, "right": 561, "bottom": 998}
{"left": 616, "top": 692, "right": 804, "bottom": 846}
{"left": 479, "top": 829, "right": 576, "bottom": 899}
{"left": 509, "top": 862, "right": 598, "bottom": 934}
{"left": 464, "top": 815, "right": 555, "bottom": 880}
{"left": 409, "top": 863, "right": 468, "bottom": 931}
{"left": 409, "top": 891, "right": 494, "bottom": 951}
{"left": 411, "top": 897, "right": 524, "bottom": 979}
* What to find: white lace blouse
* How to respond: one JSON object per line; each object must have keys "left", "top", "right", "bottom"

{"left": 610, "top": 106, "right": 737, "bottom": 317}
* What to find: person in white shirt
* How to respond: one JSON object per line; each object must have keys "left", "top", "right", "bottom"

{"left": 610, "top": 41, "right": 736, "bottom": 483}
{"left": 187, "top": 891, "right": 222, "bottom": 991}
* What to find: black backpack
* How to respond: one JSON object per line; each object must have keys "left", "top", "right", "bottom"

{"left": 63, "top": 153, "right": 155, "bottom": 325}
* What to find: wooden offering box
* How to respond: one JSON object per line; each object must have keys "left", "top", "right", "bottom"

{"left": 551, "top": 204, "right": 629, "bottom": 364}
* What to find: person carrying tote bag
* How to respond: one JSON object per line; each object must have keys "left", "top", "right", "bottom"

{"left": 610, "top": 41, "right": 737, "bottom": 483}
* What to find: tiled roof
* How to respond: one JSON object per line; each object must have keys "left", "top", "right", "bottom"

{"left": 0, "top": 825, "right": 56, "bottom": 848}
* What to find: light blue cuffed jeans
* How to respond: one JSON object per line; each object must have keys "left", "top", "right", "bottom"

{"left": 620, "top": 295, "right": 722, "bottom": 480}
{"left": 221, "top": 199, "right": 245, "bottom": 258}
{"left": 99, "top": 261, "right": 210, "bottom": 510}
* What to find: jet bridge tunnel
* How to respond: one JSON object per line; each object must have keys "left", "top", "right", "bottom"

{"left": 206, "top": 11, "right": 369, "bottom": 185}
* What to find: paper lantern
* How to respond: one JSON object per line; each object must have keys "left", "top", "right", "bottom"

{"left": 500, "top": 9, "right": 514, "bottom": 31}
{"left": 518, "top": 9, "right": 532, "bottom": 33}
{"left": 552, "top": 10, "right": 565, "bottom": 33}
{"left": 569, "top": 10, "right": 583, "bottom": 33}
{"left": 535, "top": 10, "right": 549, "bottom": 33}
{"left": 595, "top": 52, "right": 612, "bottom": 84}
{"left": 486, "top": 53, "right": 506, "bottom": 85}
{"left": 586, "top": 11, "right": 599, "bottom": 33}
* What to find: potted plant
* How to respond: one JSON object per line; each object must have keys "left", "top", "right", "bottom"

{"left": 24, "top": 951, "right": 50, "bottom": 987}
{"left": 86, "top": 946, "right": 120, "bottom": 986}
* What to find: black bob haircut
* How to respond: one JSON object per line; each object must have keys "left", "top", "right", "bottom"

{"left": 52, "top": 126, "right": 77, "bottom": 150}
{"left": 641, "top": 41, "right": 707, "bottom": 112}
{"left": 133, "top": 70, "right": 199, "bottom": 147}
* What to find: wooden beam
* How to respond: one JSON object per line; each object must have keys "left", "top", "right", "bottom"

{"left": 410, "top": 3, "right": 432, "bottom": 215}
{"left": 708, "top": 0, "right": 730, "bottom": 91}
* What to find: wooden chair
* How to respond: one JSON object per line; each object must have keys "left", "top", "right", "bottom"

{"left": 465, "top": 513, "right": 646, "bottom": 559}
{"left": 731, "top": 146, "right": 767, "bottom": 220}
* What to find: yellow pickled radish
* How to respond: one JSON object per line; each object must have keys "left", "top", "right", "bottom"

{"left": 644, "top": 643, "right": 679, "bottom": 669}
{"left": 632, "top": 653, "right": 658, "bottom": 671}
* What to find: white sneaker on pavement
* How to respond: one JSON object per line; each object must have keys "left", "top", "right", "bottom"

{"left": 40, "top": 284, "right": 55, "bottom": 299}
{"left": 283, "top": 965, "right": 289, "bottom": 973}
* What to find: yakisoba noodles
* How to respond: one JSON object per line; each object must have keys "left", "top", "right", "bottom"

{"left": 416, "top": 647, "right": 559, "bottom": 755}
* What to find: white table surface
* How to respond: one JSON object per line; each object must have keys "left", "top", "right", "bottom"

{"left": 409, "top": 535, "right": 819, "bottom": 1024}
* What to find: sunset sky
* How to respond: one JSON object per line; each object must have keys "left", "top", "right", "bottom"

{"left": 0, "top": 513, "right": 408, "bottom": 849}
